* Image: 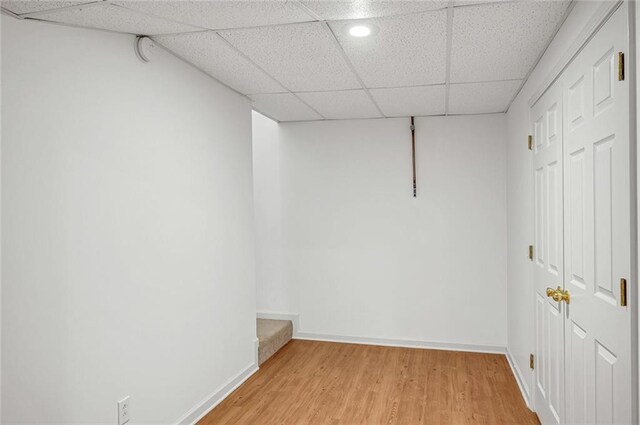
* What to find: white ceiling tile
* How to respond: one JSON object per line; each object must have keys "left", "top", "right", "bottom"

{"left": 454, "top": 0, "right": 511, "bottom": 6}
{"left": 220, "top": 22, "right": 361, "bottom": 92}
{"left": 330, "top": 10, "right": 447, "bottom": 88}
{"left": 296, "top": 90, "right": 382, "bottom": 119}
{"left": 448, "top": 80, "right": 521, "bottom": 114}
{"left": 300, "top": 0, "right": 447, "bottom": 20}
{"left": 450, "top": 1, "right": 571, "bottom": 82}
{"left": 33, "top": 3, "right": 202, "bottom": 35}
{"left": 251, "top": 93, "right": 323, "bottom": 122}
{"left": 155, "top": 32, "right": 284, "bottom": 95}
{"left": 370, "top": 85, "right": 445, "bottom": 117}
{"left": 1, "top": 0, "right": 93, "bottom": 15}
{"left": 115, "top": 0, "right": 314, "bottom": 30}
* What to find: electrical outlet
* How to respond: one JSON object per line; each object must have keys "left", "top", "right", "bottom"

{"left": 118, "top": 396, "right": 130, "bottom": 425}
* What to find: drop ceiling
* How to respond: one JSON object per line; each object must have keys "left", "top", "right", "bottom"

{"left": 1, "top": 0, "right": 573, "bottom": 122}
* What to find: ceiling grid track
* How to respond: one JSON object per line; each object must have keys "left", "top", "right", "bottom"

{"left": 321, "top": 22, "right": 386, "bottom": 118}
{"left": 19, "top": 0, "right": 111, "bottom": 18}
{"left": 294, "top": 0, "right": 449, "bottom": 22}
{"left": 214, "top": 32, "right": 327, "bottom": 120}
{"left": 177, "top": 19, "right": 318, "bottom": 35}
{"left": 291, "top": 0, "right": 323, "bottom": 22}
{"left": 246, "top": 78, "right": 523, "bottom": 96}
{"left": 0, "top": 7, "right": 23, "bottom": 19}
{"left": 280, "top": 110, "right": 506, "bottom": 124}
{"left": 25, "top": 15, "right": 140, "bottom": 36}
{"left": 443, "top": 0, "right": 454, "bottom": 116}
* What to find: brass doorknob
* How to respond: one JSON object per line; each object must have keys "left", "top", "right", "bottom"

{"left": 546, "top": 286, "right": 570, "bottom": 304}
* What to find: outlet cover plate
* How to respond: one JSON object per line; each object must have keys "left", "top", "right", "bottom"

{"left": 118, "top": 396, "right": 130, "bottom": 425}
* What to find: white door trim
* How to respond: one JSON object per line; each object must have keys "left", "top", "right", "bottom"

{"left": 507, "top": 348, "right": 533, "bottom": 409}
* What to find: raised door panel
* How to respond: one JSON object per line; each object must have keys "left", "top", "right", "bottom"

{"left": 567, "top": 321, "right": 587, "bottom": 425}
{"left": 547, "top": 159, "right": 561, "bottom": 277}
{"left": 593, "top": 136, "right": 615, "bottom": 306}
{"left": 567, "top": 147, "right": 586, "bottom": 292}
{"left": 595, "top": 341, "right": 617, "bottom": 424}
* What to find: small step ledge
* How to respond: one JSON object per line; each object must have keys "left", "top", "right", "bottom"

{"left": 257, "top": 319, "right": 293, "bottom": 366}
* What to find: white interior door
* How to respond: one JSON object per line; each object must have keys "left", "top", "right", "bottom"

{"left": 562, "top": 5, "right": 633, "bottom": 424}
{"left": 532, "top": 76, "right": 565, "bottom": 425}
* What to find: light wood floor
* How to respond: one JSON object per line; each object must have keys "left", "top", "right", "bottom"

{"left": 199, "top": 340, "right": 540, "bottom": 425}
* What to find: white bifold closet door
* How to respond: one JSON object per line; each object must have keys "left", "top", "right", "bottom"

{"left": 533, "top": 59, "right": 566, "bottom": 425}
{"left": 562, "top": 5, "right": 632, "bottom": 424}
{"left": 532, "top": 4, "right": 633, "bottom": 425}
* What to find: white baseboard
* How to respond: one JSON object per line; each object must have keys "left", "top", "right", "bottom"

{"left": 294, "top": 332, "right": 505, "bottom": 355}
{"left": 176, "top": 361, "right": 258, "bottom": 425}
{"left": 505, "top": 348, "right": 533, "bottom": 411}
{"left": 257, "top": 311, "right": 299, "bottom": 336}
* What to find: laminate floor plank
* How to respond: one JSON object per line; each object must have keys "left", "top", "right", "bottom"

{"left": 198, "top": 340, "right": 539, "bottom": 425}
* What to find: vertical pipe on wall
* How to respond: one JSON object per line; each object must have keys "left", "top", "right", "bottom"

{"left": 411, "top": 116, "right": 416, "bottom": 197}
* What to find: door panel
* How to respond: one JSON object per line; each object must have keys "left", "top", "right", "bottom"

{"left": 561, "top": 4, "right": 632, "bottom": 425}
{"left": 548, "top": 302, "right": 563, "bottom": 422}
{"left": 568, "top": 148, "right": 585, "bottom": 290}
{"left": 537, "top": 293, "right": 547, "bottom": 396}
{"left": 533, "top": 80, "right": 565, "bottom": 425}
{"left": 548, "top": 160, "right": 561, "bottom": 275}
{"left": 593, "top": 136, "right": 615, "bottom": 304}
{"left": 567, "top": 321, "right": 587, "bottom": 425}
{"left": 595, "top": 341, "right": 617, "bottom": 424}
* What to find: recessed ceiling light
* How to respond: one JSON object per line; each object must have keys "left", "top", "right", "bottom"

{"left": 349, "top": 25, "right": 372, "bottom": 37}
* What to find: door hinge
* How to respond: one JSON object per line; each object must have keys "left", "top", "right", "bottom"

{"left": 530, "top": 353, "right": 535, "bottom": 370}
{"left": 618, "top": 52, "right": 625, "bottom": 81}
{"left": 620, "top": 278, "right": 627, "bottom": 307}
{"left": 528, "top": 245, "right": 534, "bottom": 261}
{"left": 528, "top": 135, "right": 533, "bottom": 150}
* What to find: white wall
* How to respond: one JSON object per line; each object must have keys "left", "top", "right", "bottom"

{"left": 506, "top": 0, "right": 606, "bottom": 405}
{"left": 252, "top": 111, "right": 295, "bottom": 314}
{"left": 269, "top": 115, "right": 508, "bottom": 349}
{"left": 2, "top": 17, "right": 256, "bottom": 424}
